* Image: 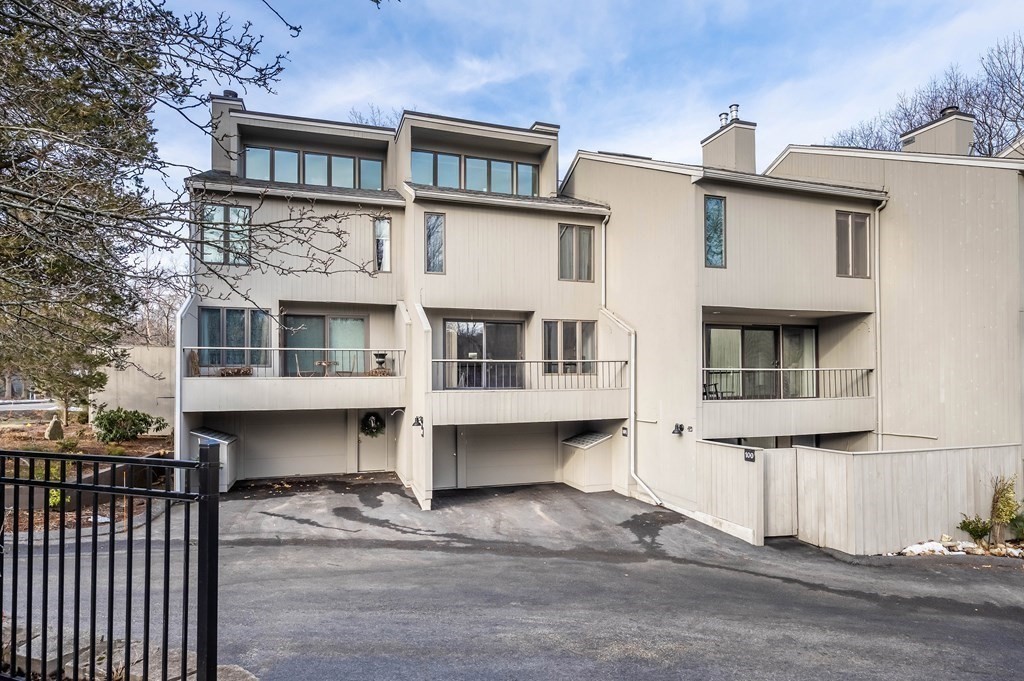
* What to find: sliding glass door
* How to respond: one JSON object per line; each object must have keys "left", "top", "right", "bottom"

{"left": 283, "top": 315, "right": 325, "bottom": 377}
{"left": 329, "top": 317, "right": 367, "bottom": 374}
{"left": 705, "top": 324, "right": 816, "bottom": 399}
{"left": 444, "top": 321, "right": 522, "bottom": 388}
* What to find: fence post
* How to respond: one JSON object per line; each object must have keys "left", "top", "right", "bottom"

{"left": 197, "top": 443, "right": 220, "bottom": 681}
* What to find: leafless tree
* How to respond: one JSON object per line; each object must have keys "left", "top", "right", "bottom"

{"left": 0, "top": 0, "right": 394, "bottom": 394}
{"left": 348, "top": 103, "right": 405, "bottom": 128}
{"left": 830, "top": 34, "right": 1024, "bottom": 155}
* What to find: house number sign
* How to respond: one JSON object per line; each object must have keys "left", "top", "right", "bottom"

{"left": 743, "top": 449, "right": 756, "bottom": 463}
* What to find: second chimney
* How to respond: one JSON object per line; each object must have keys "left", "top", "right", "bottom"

{"left": 701, "top": 103, "right": 756, "bottom": 173}
{"left": 900, "top": 105, "right": 975, "bottom": 155}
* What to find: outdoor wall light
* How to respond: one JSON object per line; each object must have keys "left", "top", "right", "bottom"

{"left": 412, "top": 416, "right": 425, "bottom": 437}
{"left": 671, "top": 423, "right": 685, "bottom": 436}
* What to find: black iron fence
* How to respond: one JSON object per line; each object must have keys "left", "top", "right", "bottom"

{"left": 0, "top": 445, "right": 219, "bottom": 681}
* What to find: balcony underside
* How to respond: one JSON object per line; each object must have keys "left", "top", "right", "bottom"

{"left": 701, "top": 396, "right": 876, "bottom": 439}
{"left": 430, "top": 388, "right": 629, "bottom": 426}
{"left": 181, "top": 376, "right": 405, "bottom": 412}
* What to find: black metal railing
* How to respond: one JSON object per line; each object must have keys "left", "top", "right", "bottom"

{"left": 182, "top": 347, "right": 405, "bottom": 378}
{"left": 0, "top": 445, "right": 219, "bottom": 681}
{"left": 701, "top": 368, "right": 873, "bottom": 400}
{"left": 431, "top": 360, "right": 628, "bottom": 391}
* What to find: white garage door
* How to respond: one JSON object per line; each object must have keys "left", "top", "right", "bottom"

{"left": 461, "top": 423, "right": 557, "bottom": 487}
{"left": 204, "top": 411, "right": 348, "bottom": 480}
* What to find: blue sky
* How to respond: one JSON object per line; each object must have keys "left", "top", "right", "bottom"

{"left": 158, "top": 0, "right": 1024, "bottom": 177}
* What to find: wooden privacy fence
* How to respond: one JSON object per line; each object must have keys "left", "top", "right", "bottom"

{"left": 793, "top": 444, "right": 1024, "bottom": 555}
{"left": 693, "top": 441, "right": 765, "bottom": 546}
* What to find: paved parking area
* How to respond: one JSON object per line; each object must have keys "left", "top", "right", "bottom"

{"left": 216, "top": 474, "right": 1024, "bottom": 680}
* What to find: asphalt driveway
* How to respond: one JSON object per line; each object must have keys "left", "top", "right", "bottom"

{"left": 216, "top": 474, "right": 1024, "bottom": 680}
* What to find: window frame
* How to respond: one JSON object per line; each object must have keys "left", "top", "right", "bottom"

{"left": 557, "top": 224, "right": 595, "bottom": 282}
{"left": 374, "top": 217, "right": 391, "bottom": 273}
{"left": 243, "top": 146, "right": 272, "bottom": 181}
{"left": 197, "top": 307, "right": 271, "bottom": 367}
{"left": 411, "top": 149, "right": 463, "bottom": 189}
{"left": 199, "top": 204, "right": 251, "bottom": 266}
{"left": 704, "top": 195, "right": 727, "bottom": 269}
{"left": 330, "top": 154, "right": 356, "bottom": 189}
{"left": 836, "top": 210, "right": 871, "bottom": 278}
{"left": 424, "top": 212, "right": 446, "bottom": 274}
{"left": 543, "top": 320, "right": 598, "bottom": 375}
{"left": 244, "top": 145, "right": 386, "bottom": 190}
{"left": 302, "top": 152, "right": 330, "bottom": 187}
{"left": 358, "top": 158, "right": 384, "bottom": 191}
{"left": 515, "top": 162, "right": 539, "bottom": 197}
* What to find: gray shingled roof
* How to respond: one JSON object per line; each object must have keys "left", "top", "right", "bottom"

{"left": 188, "top": 170, "right": 405, "bottom": 203}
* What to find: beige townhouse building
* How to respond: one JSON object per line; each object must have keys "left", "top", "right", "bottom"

{"left": 177, "top": 96, "right": 1024, "bottom": 553}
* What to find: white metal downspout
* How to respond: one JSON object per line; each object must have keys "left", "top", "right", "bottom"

{"left": 600, "top": 214, "right": 663, "bottom": 506}
{"left": 873, "top": 198, "right": 888, "bottom": 450}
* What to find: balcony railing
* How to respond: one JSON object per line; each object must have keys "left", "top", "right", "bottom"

{"left": 432, "top": 360, "right": 628, "bottom": 391}
{"left": 182, "top": 347, "right": 405, "bottom": 378}
{"left": 702, "top": 368, "right": 872, "bottom": 400}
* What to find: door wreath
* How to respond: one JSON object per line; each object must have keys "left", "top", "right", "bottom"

{"left": 360, "top": 411, "right": 386, "bottom": 438}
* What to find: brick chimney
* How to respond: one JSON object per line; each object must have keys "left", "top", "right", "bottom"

{"left": 701, "top": 104, "right": 756, "bottom": 173}
{"left": 900, "top": 105, "right": 975, "bottom": 155}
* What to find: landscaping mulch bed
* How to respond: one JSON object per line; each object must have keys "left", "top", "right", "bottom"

{"left": 5, "top": 496, "right": 155, "bottom": 533}
{"left": 0, "top": 412, "right": 172, "bottom": 458}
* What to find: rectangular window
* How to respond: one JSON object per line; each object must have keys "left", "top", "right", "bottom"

{"left": 543, "top": 320, "right": 597, "bottom": 374}
{"left": 374, "top": 218, "right": 391, "bottom": 272}
{"left": 304, "top": 153, "right": 328, "bottom": 186}
{"left": 558, "top": 224, "right": 594, "bottom": 282}
{"left": 425, "top": 213, "right": 445, "bottom": 273}
{"left": 411, "top": 150, "right": 434, "bottom": 185}
{"left": 437, "top": 153, "right": 460, "bottom": 189}
{"left": 198, "top": 307, "right": 270, "bottom": 366}
{"left": 273, "top": 149, "right": 299, "bottom": 183}
{"left": 359, "top": 158, "right": 383, "bottom": 190}
{"left": 465, "top": 157, "right": 487, "bottom": 191}
{"left": 516, "top": 163, "right": 538, "bottom": 196}
{"left": 200, "top": 205, "right": 250, "bottom": 265}
{"left": 705, "top": 195, "right": 726, "bottom": 268}
{"left": 331, "top": 156, "right": 355, "bottom": 188}
{"left": 412, "top": 150, "right": 461, "bottom": 188}
{"left": 244, "top": 147, "right": 271, "bottom": 181}
{"left": 490, "top": 160, "right": 513, "bottom": 194}
{"left": 836, "top": 211, "right": 870, "bottom": 277}
{"left": 464, "top": 157, "right": 517, "bottom": 194}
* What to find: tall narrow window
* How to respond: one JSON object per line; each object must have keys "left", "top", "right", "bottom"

{"left": 200, "top": 205, "right": 250, "bottom": 265}
{"left": 374, "top": 218, "right": 391, "bottom": 272}
{"left": 558, "top": 224, "right": 594, "bottom": 282}
{"left": 425, "top": 213, "right": 445, "bottom": 273}
{"left": 836, "top": 211, "right": 870, "bottom": 277}
{"left": 705, "top": 195, "right": 726, "bottom": 268}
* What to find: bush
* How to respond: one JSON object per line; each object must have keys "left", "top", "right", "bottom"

{"left": 105, "top": 444, "right": 126, "bottom": 456}
{"left": 76, "top": 410, "right": 89, "bottom": 425}
{"left": 958, "top": 514, "right": 993, "bottom": 543}
{"left": 990, "top": 475, "right": 1020, "bottom": 544}
{"left": 56, "top": 437, "right": 79, "bottom": 453}
{"left": 92, "top": 408, "right": 167, "bottom": 444}
{"left": 1010, "top": 513, "right": 1024, "bottom": 542}
{"left": 48, "top": 488, "right": 68, "bottom": 508}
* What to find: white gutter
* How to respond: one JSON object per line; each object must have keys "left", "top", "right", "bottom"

{"left": 873, "top": 198, "right": 888, "bottom": 450}
{"left": 173, "top": 293, "right": 196, "bottom": 493}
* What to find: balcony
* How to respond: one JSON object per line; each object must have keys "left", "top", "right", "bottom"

{"left": 429, "top": 359, "right": 629, "bottom": 425}
{"left": 700, "top": 368, "right": 875, "bottom": 438}
{"left": 180, "top": 347, "right": 406, "bottom": 412}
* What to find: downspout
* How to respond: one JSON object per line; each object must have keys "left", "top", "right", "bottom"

{"left": 174, "top": 293, "right": 195, "bottom": 492}
{"left": 600, "top": 215, "right": 663, "bottom": 506}
{"left": 873, "top": 198, "right": 888, "bottom": 450}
